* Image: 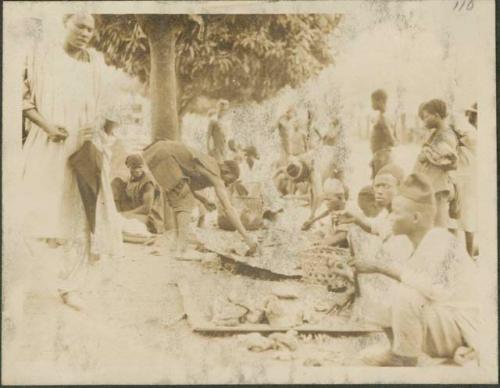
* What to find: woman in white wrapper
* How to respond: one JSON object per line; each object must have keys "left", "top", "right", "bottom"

{"left": 21, "top": 13, "right": 121, "bottom": 310}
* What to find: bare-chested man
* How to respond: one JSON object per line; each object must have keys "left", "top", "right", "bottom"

{"left": 207, "top": 99, "right": 232, "bottom": 163}
{"left": 273, "top": 107, "right": 310, "bottom": 195}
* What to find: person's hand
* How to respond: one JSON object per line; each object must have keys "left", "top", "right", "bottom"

{"left": 301, "top": 219, "right": 313, "bottom": 231}
{"left": 332, "top": 209, "right": 358, "bottom": 226}
{"left": 327, "top": 259, "right": 355, "bottom": 282}
{"left": 244, "top": 237, "right": 259, "bottom": 257}
{"left": 348, "top": 258, "right": 380, "bottom": 274}
{"left": 47, "top": 124, "right": 68, "bottom": 143}
{"left": 203, "top": 200, "right": 217, "bottom": 212}
{"left": 79, "top": 126, "right": 96, "bottom": 142}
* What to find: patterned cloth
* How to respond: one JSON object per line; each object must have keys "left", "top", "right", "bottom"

{"left": 413, "top": 127, "right": 458, "bottom": 194}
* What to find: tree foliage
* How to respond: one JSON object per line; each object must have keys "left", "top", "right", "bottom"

{"left": 92, "top": 14, "right": 342, "bottom": 112}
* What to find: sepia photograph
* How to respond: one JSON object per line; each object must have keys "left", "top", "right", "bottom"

{"left": 2, "top": 0, "right": 497, "bottom": 384}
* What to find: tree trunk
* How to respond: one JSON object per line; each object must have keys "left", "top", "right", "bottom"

{"left": 137, "top": 15, "right": 183, "bottom": 231}
{"left": 149, "top": 28, "right": 180, "bottom": 141}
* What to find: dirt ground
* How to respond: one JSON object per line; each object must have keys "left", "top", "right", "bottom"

{"left": 4, "top": 239, "right": 393, "bottom": 385}
{"left": 3, "top": 141, "right": 439, "bottom": 384}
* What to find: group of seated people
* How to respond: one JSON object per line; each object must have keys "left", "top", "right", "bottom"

{"left": 289, "top": 99, "right": 479, "bottom": 367}
{"left": 285, "top": 153, "right": 478, "bottom": 366}
{"left": 108, "top": 96, "right": 479, "bottom": 367}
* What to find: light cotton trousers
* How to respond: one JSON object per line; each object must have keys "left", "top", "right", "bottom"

{"left": 368, "top": 285, "right": 478, "bottom": 359}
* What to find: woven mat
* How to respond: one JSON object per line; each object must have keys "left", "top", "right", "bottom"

{"left": 177, "top": 265, "right": 381, "bottom": 334}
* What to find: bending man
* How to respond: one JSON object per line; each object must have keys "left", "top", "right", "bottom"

{"left": 142, "top": 140, "right": 258, "bottom": 256}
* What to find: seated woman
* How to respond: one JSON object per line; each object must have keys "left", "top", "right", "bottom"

{"left": 112, "top": 154, "right": 164, "bottom": 242}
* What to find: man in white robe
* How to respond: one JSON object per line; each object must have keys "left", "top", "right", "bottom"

{"left": 351, "top": 173, "right": 479, "bottom": 366}
{"left": 21, "top": 13, "right": 112, "bottom": 310}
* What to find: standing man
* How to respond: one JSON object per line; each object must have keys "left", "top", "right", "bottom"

{"left": 207, "top": 99, "right": 232, "bottom": 163}
{"left": 273, "top": 106, "right": 309, "bottom": 195}
{"left": 277, "top": 106, "right": 308, "bottom": 158}
{"left": 352, "top": 174, "right": 479, "bottom": 366}
{"left": 370, "top": 89, "right": 395, "bottom": 178}
{"left": 142, "top": 140, "right": 258, "bottom": 256}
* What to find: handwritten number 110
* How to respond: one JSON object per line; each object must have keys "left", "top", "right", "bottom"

{"left": 454, "top": 0, "right": 474, "bottom": 11}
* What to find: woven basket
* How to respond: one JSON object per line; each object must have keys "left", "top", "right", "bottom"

{"left": 217, "top": 182, "right": 265, "bottom": 231}
{"left": 300, "top": 245, "right": 353, "bottom": 289}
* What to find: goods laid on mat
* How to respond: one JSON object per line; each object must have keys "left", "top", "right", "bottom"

{"left": 177, "top": 266, "right": 380, "bottom": 333}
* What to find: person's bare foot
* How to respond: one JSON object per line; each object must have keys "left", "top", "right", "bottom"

{"left": 197, "top": 215, "right": 206, "bottom": 228}
{"left": 360, "top": 346, "right": 418, "bottom": 367}
{"left": 89, "top": 253, "right": 101, "bottom": 264}
{"left": 174, "top": 246, "right": 207, "bottom": 261}
{"left": 46, "top": 238, "right": 63, "bottom": 249}
{"left": 59, "top": 290, "right": 83, "bottom": 311}
{"left": 453, "top": 346, "right": 479, "bottom": 366}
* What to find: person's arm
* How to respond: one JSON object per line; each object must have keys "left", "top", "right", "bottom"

{"left": 350, "top": 258, "right": 402, "bottom": 282}
{"left": 122, "top": 183, "right": 155, "bottom": 218}
{"left": 303, "top": 133, "right": 309, "bottom": 152}
{"left": 197, "top": 164, "right": 257, "bottom": 253}
{"left": 278, "top": 120, "right": 291, "bottom": 156}
{"left": 325, "top": 230, "right": 348, "bottom": 246}
{"left": 24, "top": 109, "right": 68, "bottom": 142}
{"left": 191, "top": 189, "right": 216, "bottom": 212}
{"left": 336, "top": 210, "right": 373, "bottom": 233}
{"left": 23, "top": 57, "right": 68, "bottom": 142}
{"left": 421, "top": 141, "right": 458, "bottom": 171}
{"left": 381, "top": 116, "right": 395, "bottom": 147}
{"left": 375, "top": 261, "right": 402, "bottom": 281}
{"left": 351, "top": 256, "right": 460, "bottom": 303}
{"left": 207, "top": 122, "right": 214, "bottom": 153}
{"left": 306, "top": 161, "right": 323, "bottom": 222}
{"left": 302, "top": 207, "right": 332, "bottom": 230}
{"left": 213, "top": 181, "right": 255, "bottom": 248}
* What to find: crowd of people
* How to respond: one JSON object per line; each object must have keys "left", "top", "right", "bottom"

{"left": 20, "top": 12, "right": 480, "bottom": 367}
{"left": 266, "top": 91, "right": 479, "bottom": 366}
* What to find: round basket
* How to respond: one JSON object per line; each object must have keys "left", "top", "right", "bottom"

{"left": 300, "top": 245, "right": 352, "bottom": 289}
{"left": 217, "top": 182, "right": 265, "bottom": 231}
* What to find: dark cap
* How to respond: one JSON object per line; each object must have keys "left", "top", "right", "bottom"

{"left": 243, "top": 145, "right": 259, "bottom": 160}
{"left": 375, "top": 163, "right": 405, "bottom": 184}
{"left": 125, "top": 154, "right": 144, "bottom": 169}
{"left": 422, "top": 99, "right": 447, "bottom": 119}
{"left": 398, "top": 173, "right": 435, "bottom": 205}
{"left": 371, "top": 89, "right": 387, "bottom": 101}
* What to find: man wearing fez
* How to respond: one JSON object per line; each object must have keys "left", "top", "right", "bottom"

{"left": 351, "top": 173, "right": 478, "bottom": 366}
{"left": 112, "top": 154, "right": 164, "bottom": 235}
{"left": 142, "top": 140, "right": 258, "bottom": 256}
{"left": 207, "top": 99, "right": 232, "bottom": 163}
